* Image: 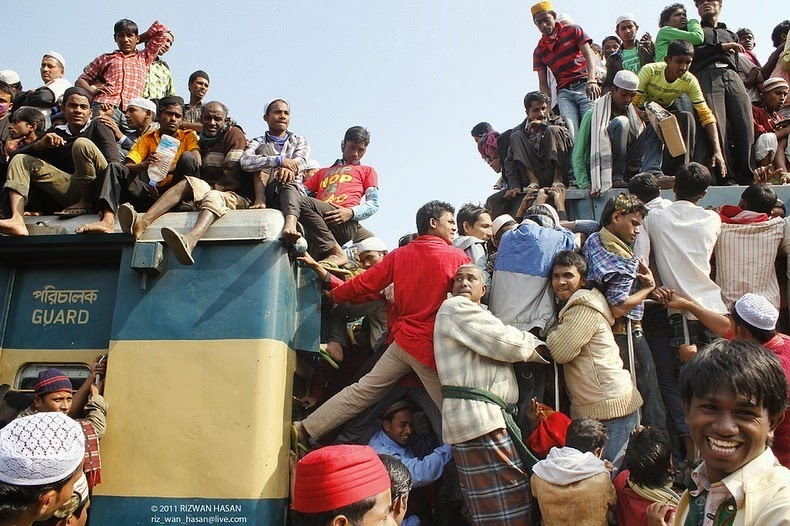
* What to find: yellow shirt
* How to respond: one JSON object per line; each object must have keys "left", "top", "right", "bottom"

{"left": 632, "top": 62, "right": 716, "bottom": 127}
{"left": 126, "top": 129, "right": 199, "bottom": 167}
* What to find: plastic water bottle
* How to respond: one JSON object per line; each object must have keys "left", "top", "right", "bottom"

{"left": 148, "top": 134, "right": 180, "bottom": 185}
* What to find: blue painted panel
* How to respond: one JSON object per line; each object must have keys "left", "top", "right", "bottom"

{"left": 111, "top": 242, "right": 299, "bottom": 343}
{"left": 90, "top": 496, "right": 286, "bottom": 525}
{"left": 3, "top": 264, "right": 118, "bottom": 349}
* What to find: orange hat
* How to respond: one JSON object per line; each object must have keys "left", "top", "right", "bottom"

{"left": 293, "top": 445, "right": 390, "bottom": 513}
{"left": 531, "top": 1, "right": 554, "bottom": 16}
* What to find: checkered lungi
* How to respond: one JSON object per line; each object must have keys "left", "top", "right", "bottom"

{"left": 451, "top": 428, "right": 533, "bottom": 525}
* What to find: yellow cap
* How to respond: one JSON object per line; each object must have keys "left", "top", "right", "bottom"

{"left": 531, "top": 1, "right": 554, "bottom": 16}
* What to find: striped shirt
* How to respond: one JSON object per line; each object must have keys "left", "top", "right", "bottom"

{"left": 240, "top": 131, "right": 310, "bottom": 180}
{"left": 533, "top": 22, "right": 592, "bottom": 90}
{"left": 79, "top": 21, "right": 169, "bottom": 109}
{"left": 632, "top": 62, "right": 716, "bottom": 126}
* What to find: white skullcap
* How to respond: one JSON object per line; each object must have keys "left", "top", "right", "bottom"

{"left": 127, "top": 97, "right": 157, "bottom": 113}
{"left": 556, "top": 13, "right": 573, "bottom": 24}
{"left": 0, "top": 70, "right": 20, "bottom": 85}
{"left": 305, "top": 159, "right": 321, "bottom": 171}
{"left": 0, "top": 412, "right": 85, "bottom": 486}
{"left": 613, "top": 70, "right": 640, "bottom": 91}
{"left": 73, "top": 473, "right": 89, "bottom": 503}
{"left": 263, "top": 98, "right": 289, "bottom": 115}
{"left": 43, "top": 51, "right": 66, "bottom": 70}
{"left": 492, "top": 214, "right": 517, "bottom": 237}
{"left": 734, "top": 293, "right": 778, "bottom": 331}
{"left": 356, "top": 237, "right": 388, "bottom": 253}
{"left": 616, "top": 14, "right": 637, "bottom": 27}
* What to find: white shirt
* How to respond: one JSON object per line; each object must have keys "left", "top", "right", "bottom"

{"left": 642, "top": 200, "right": 726, "bottom": 315}
{"left": 634, "top": 196, "right": 672, "bottom": 262}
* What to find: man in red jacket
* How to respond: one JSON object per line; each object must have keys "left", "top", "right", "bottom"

{"left": 296, "top": 200, "right": 470, "bottom": 443}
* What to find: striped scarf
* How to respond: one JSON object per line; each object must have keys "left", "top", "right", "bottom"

{"left": 80, "top": 420, "right": 102, "bottom": 488}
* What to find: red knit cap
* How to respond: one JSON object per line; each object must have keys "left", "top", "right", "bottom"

{"left": 293, "top": 445, "right": 390, "bottom": 513}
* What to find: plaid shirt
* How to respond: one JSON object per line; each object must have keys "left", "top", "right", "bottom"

{"left": 79, "top": 20, "right": 169, "bottom": 108}
{"left": 583, "top": 231, "right": 643, "bottom": 321}
{"left": 240, "top": 131, "right": 310, "bottom": 180}
{"left": 142, "top": 58, "right": 175, "bottom": 99}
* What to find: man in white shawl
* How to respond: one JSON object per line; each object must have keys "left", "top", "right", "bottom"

{"left": 571, "top": 69, "right": 644, "bottom": 194}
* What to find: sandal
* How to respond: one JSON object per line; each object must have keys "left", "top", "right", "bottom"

{"left": 318, "top": 344, "right": 340, "bottom": 369}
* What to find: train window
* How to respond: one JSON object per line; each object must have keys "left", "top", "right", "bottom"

{"left": 15, "top": 364, "right": 91, "bottom": 391}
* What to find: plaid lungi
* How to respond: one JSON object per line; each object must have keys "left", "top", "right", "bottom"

{"left": 452, "top": 428, "right": 533, "bottom": 525}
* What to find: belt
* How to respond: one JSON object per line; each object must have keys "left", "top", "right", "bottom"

{"left": 564, "top": 79, "right": 588, "bottom": 89}
{"left": 612, "top": 319, "right": 642, "bottom": 335}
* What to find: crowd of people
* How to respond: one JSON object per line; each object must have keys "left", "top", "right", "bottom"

{"left": 1, "top": 1, "right": 790, "bottom": 526}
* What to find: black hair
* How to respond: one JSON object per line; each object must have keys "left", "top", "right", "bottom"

{"left": 552, "top": 250, "right": 588, "bottom": 278}
{"left": 158, "top": 96, "right": 185, "bottom": 113}
{"left": 457, "top": 203, "right": 489, "bottom": 236}
{"left": 470, "top": 122, "right": 493, "bottom": 138}
{"left": 565, "top": 417, "right": 607, "bottom": 453}
{"left": 494, "top": 220, "right": 517, "bottom": 244}
{"left": 602, "top": 35, "right": 622, "bottom": 47}
{"left": 113, "top": 18, "right": 139, "bottom": 36}
{"left": 291, "top": 496, "right": 377, "bottom": 526}
{"left": 730, "top": 305, "right": 777, "bottom": 344}
{"left": 415, "top": 200, "right": 454, "bottom": 236}
{"left": 524, "top": 91, "right": 550, "bottom": 110}
{"left": 378, "top": 454, "right": 412, "bottom": 502}
{"left": 740, "top": 183, "right": 777, "bottom": 215}
{"left": 628, "top": 173, "right": 661, "bottom": 203}
{"left": 398, "top": 233, "right": 419, "bottom": 247}
{"left": 667, "top": 39, "right": 695, "bottom": 58}
{"left": 736, "top": 28, "right": 754, "bottom": 39}
{"left": 771, "top": 20, "right": 790, "bottom": 48}
{"left": 0, "top": 470, "right": 77, "bottom": 521}
{"left": 0, "top": 81, "right": 13, "bottom": 99}
{"left": 344, "top": 126, "right": 370, "bottom": 146}
{"left": 624, "top": 427, "right": 673, "bottom": 487}
{"left": 10, "top": 107, "right": 45, "bottom": 136}
{"left": 590, "top": 43, "right": 602, "bottom": 54}
{"left": 659, "top": 3, "right": 686, "bottom": 27}
{"left": 599, "top": 195, "right": 648, "bottom": 227}
{"left": 679, "top": 339, "right": 788, "bottom": 419}
{"left": 674, "top": 162, "right": 711, "bottom": 201}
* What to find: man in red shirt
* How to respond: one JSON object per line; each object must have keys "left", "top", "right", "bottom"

{"left": 753, "top": 77, "right": 789, "bottom": 173}
{"left": 295, "top": 201, "right": 470, "bottom": 443}
{"left": 532, "top": 1, "right": 601, "bottom": 143}
{"left": 299, "top": 126, "right": 380, "bottom": 266}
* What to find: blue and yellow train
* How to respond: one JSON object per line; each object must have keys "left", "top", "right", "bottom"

{"left": 0, "top": 210, "right": 320, "bottom": 525}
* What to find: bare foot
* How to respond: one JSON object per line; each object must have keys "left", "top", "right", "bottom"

{"left": 250, "top": 202, "right": 267, "bottom": 209}
{"left": 281, "top": 216, "right": 302, "bottom": 244}
{"left": 0, "top": 217, "right": 29, "bottom": 236}
{"left": 325, "top": 341, "right": 345, "bottom": 362}
{"left": 23, "top": 211, "right": 41, "bottom": 217}
{"left": 76, "top": 215, "right": 115, "bottom": 234}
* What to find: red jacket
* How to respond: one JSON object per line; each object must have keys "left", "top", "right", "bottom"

{"left": 332, "top": 235, "right": 469, "bottom": 369}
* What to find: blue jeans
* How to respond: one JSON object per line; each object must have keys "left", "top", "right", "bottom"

{"left": 557, "top": 82, "right": 595, "bottom": 141}
{"left": 601, "top": 410, "right": 639, "bottom": 462}
{"left": 614, "top": 331, "right": 666, "bottom": 429}
{"left": 607, "top": 116, "right": 644, "bottom": 181}
{"left": 638, "top": 100, "right": 695, "bottom": 176}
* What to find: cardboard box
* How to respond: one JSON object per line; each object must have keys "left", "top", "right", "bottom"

{"left": 645, "top": 101, "right": 687, "bottom": 158}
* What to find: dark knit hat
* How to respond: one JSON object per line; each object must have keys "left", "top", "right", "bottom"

{"left": 34, "top": 369, "right": 73, "bottom": 396}
{"left": 62, "top": 86, "right": 92, "bottom": 104}
{"left": 188, "top": 70, "right": 210, "bottom": 85}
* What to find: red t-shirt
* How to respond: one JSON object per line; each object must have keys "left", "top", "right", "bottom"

{"left": 763, "top": 333, "right": 790, "bottom": 468}
{"left": 533, "top": 22, "right": 592, "bottom": 90}
{"left": 303, "top": 164, "right": 378, "bottom": 208}
{"left": 614, "top": 470, "right": 653, "bottom": 525}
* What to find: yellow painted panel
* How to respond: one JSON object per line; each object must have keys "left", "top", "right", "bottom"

{"left": 0, "top": 349, "right": 103, "bottom": 387}
{"left": 94, "top": 339, "right": 294, "bottom": 500}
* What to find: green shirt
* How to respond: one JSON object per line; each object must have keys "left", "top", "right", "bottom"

{"left": 655, "top": 19, "right": 704, "bottom": 61}
{"left": 572, "top": 108, "right": 594, "bottom": 189}
{"left": 620, "top": 47, "right": 642, "bottom": 74}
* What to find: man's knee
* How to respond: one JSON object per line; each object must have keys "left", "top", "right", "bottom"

{"left": 199, "top": 190, "right": 228, "bottom": 218}
{"left": 608, "top": 115, "right": 630, "bottom": 132}
{"left": 755, "top": 133, "right": 778, "bottom": 163}
{"left": 176, "top": 152, "right": 200, "bottom": 176}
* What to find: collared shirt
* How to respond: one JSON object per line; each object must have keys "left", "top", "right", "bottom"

{"left": 642, "top": 200, "right": 726, "bottom": 315}
{"left": 690, "top": 448, "right": 777, "bottom": 525}
{"left": 183, "top": 101, "right": 203, "bottom": 125}
{"left": 634, "top": 196, "right": 671, "bottom": 261}
{"left": 142, "top": 58, "right": 175, "bottom": 99}
{"left": 533, "top": 22, "right": 592, "bottom": 90}
{"left": 240, "top": 131, "right": 310, "bottom": 180}
{"left": 691, "top": 20, "right": 739, "bottom": 74}
{"left": 79, "top": 21, "right": 169, "bottom": 109}
{"left": 583, "top": 230, "right": 643, "bottom": 321}
{"left": 368, "top": 430, "right": 452, "bottom": 488}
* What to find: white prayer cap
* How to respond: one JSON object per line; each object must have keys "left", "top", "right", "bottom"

{"left": 263, "top": 98, "right": 289, "bottom": 115}
{"left": 356, "top": 237, "right": 388, "bottom": 253}
{"left": 127, "top": 97, "right": 157, "bottom": 113}
{"left": 734, "top": 293, "right": 778, "bottom": 331}
{"left": 305, "top": 159, "right": 321, "bottom": 171}
{"left": 613, "top": 70, "right": 640, "bottom": 91}
{"left": 43, "top": 51, "right": 66, "bottom": 70}
{"left": 0, "top": 70, "right": 20, "bottom": 85}
{"left": 73, "top": 473, "right": 89, "bottom": 503}
{"left": 556, "top": 13, "right": 573, "bottom": 24}
{"left": 616, "top": 14, "right": 637, "bottom": 27}
{"left": 0, "top": 412, "right": 85, "bottom": 486}
{"left": 492, "top": 214, "right": 517, "bottom": 238}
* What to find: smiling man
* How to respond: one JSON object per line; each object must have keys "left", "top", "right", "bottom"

{"left": 435, "top": 263, "right": 548, "bottom": 525}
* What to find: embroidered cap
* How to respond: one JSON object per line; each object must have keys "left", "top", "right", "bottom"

{"left": 492, "top": 214, "right": 517, "bottom": 238}
{"left": 43, "top": 51, "right": 66, "bottom": 70}
{"left": 613, "top": 70, "right": 640, "bottom": 91}
{"left": 615, "top": 14, "right": 637, "bottom": 28}
{"left": 127, "top": 97, "right": 157, "bottom": 114}
{"left": 734, "top": 293, "right": 778, "bottom": 331}
{"left": 34, "top": 368, "right": 73, "bottom": 396}
{"left": 0, "top": 412, "right": 85, "bottom": 485}
{"left": 356, "top": 237, "right": 388, "bottom": 254}
{"left": 531, "top": 1, "right": 553, "bottom": 16}
{"left": 293, "top": 445, "right": 391, "bottom": 513}
{"left": 0, "top": 70, "right": 20, "bottom": 85}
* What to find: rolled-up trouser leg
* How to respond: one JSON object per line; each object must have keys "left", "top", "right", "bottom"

{"left": 5, "top": 154, "right": 77, "bottom": 206}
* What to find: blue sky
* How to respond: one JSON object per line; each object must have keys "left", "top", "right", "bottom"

{"left": 6, "top": 1, "right": 782, "bottom": 247}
